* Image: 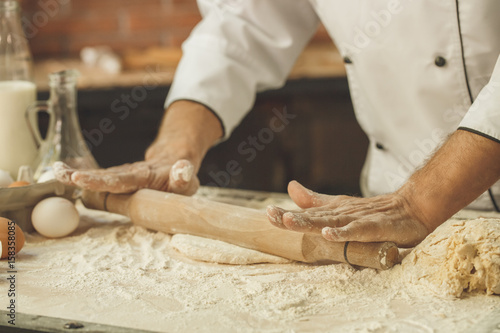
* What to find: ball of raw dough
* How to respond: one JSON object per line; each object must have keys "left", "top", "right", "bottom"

{"left": 0, "top": 170, "right": 14, "bottom": 188}
{"left": 32, "top": 197, "right": 79, "bottom": 238}
{"left": 0, "top": 217, "right": 25, "bottom": 259}
{"left": 402, "top": 218, "right": 500, "bottom": 297}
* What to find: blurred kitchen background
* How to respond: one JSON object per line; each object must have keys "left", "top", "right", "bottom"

{"left": 20, "top": 0, "right": 368, "bottom": 195}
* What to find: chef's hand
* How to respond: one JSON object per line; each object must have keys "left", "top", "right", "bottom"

{"left": 266, "top": 181, "right": 429, "bottom": 247}
{"left": 54, "top": 156, "right": 199, "bottom": 195}
{"left": 54, "top": 100, "right": 223, "bottom": 194}
{"left": 267, "top": 130, "right": 500, "bottom": 248}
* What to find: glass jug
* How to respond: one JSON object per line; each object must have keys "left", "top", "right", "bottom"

{"left": 0, "top": 0, "right": 37, "bottom": 178}
{"left": 26, "top": 69, "right": 99, "bottom": 181}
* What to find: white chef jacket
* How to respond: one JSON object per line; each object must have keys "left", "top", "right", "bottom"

{"left": 165, "top": 0, "right": 500, "bottom": 210}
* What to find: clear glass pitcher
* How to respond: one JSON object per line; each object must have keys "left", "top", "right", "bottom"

{"left": 26, "top": 69, "right": 99, "bottom": 181}
{"left": 0, "top": 0, "right": 37, "bottom": 178}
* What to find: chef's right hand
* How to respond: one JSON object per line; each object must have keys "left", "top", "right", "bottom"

{"left": 54, "top": 100, "right": 223, "bottom": 195}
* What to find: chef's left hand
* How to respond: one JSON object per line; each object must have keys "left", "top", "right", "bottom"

{"left": 266, "top": 180, "right": 429, "bottom": 247}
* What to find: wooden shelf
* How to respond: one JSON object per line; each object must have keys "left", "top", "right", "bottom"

{"left": 34, "top": 44, "right": 346, "bottom": 91}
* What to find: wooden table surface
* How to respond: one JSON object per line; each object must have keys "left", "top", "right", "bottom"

{"left": 1, "top": 187, "right": 499, "bottom": 333}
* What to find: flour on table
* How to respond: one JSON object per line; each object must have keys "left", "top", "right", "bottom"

{"left": 402, "top": 218, "right": 500, "bottom": 297}
{"left": 170, "top": 234, "right": 291, "bottom": 265}
{"left": 10, "top": 202, "right": 500, "bottom": 333}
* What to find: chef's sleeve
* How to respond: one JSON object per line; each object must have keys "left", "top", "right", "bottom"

{"left": 459, "top": 55, "right": 500, "bottom": 143}
{"left": 165, "top": 0, "right": 320, "bottom": 139}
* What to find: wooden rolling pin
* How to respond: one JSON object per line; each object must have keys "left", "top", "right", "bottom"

{"left": 81, "top": 189, "right": 400, "bottom": 270}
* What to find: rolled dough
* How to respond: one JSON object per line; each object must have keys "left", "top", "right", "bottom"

{"left": 402, "top": 218, "right": 500, "bottom": 297}
{"left": 170, "top": 234, "right": 291, "bottom": 265}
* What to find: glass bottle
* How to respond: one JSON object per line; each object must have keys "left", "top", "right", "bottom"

{"left": 27, "top": 69, "right": 99, "bottom": 181}
{"left": 0, "top": 0, "right": 37, "bottom": 178}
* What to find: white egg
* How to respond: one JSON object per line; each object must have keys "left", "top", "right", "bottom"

{"left": 37, "top": 169, "right": 56, "bottom": 183}
{"left": 32, "top": 197, "right": 79, "bottom": 238}
{"left": 0, "top": 169, "right": 14, "bottom": 188}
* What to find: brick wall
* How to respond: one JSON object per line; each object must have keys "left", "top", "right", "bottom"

{"left": 19, "top": 0, "right": 330, "bottom": 59}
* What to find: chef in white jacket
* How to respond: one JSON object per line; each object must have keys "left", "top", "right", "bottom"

{"left": 58, "top": 0, "right": 500, "bottom": 247}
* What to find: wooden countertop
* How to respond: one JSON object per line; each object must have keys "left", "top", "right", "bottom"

{"left": 34, "top": 44, "right": 346, "bottom": 91}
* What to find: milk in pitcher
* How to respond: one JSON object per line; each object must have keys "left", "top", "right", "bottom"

{"left": 0, "top": 80, "right": 37, "bottom": 177}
